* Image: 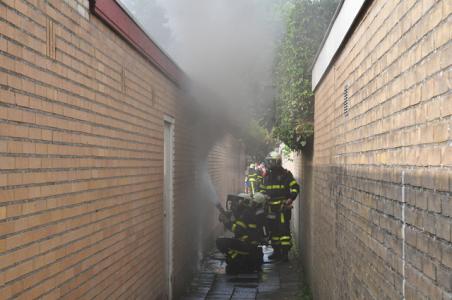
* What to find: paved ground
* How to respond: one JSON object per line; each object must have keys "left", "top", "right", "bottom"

{"left": 180, "top": 246, "right": 310, "bottom": 300}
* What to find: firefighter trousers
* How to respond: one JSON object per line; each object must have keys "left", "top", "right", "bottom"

{"left": 267, "top": 207, "right": 292, "bottom": 254}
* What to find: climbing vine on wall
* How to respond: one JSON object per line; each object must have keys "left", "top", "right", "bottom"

{"left": 272, "top": 0, "right": 338, "bottom": 151}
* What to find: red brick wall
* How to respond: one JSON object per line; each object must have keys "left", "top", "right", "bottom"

{"left": 0, "top": 1, "right": 244, "bottom": 299}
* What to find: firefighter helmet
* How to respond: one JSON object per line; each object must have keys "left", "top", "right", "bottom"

{"left": 265, "top": 151, "right": 282, "bottom": 169}
{"left": 252, "top": 192, "right": 268, "bottom": 205}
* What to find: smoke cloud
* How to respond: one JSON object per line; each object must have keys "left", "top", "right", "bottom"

{"left": 119, "top": 0, "right": 286, "bottom": 269}
{"left": 120, "top": 0, "right": 285, "bottom": 123}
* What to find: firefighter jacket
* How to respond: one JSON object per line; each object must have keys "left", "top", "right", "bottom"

{"left": 245, "top": 170, "right": 263, "bottom": 196}
{"left": 223, "top": 205, "right": 266, "bottom": 245}
{"left": 258, "top": 167, "right": 299, "bottom": 250}
{"left": 259, "top": 167, "right": 299, "bottom": 209}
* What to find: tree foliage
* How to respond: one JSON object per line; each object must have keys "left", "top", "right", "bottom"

{"left": 239, "top": 119, "right": 276, "bottom": 162}
{"left": 272, "top": 0, "right": 338, "bottom": 151}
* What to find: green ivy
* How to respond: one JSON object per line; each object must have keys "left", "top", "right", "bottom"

{"left": 273, "top": 0, "right": 338, "bottom": 151}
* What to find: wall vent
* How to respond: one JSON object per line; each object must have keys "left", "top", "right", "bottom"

{"left": 343, "top": 84, "right": 349, "bottom": 117}
{"left": 46, "top": 18, "right": 56, "bottom": 60}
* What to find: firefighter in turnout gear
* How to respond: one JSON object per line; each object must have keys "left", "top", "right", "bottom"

{"left": 260, "top": 151, "right": 299, "bottom": 261}
{"left": 245, "top": 163, "right": 263, "bottom": 196}
{"left": 216, "top": 193, "right": 267, "bottom": 274}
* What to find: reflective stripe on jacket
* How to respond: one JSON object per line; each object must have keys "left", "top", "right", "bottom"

{"left": 258, "top": 167, "right": 299, "bottom": 202}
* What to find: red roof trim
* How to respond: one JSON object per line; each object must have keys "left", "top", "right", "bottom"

{"left": 90, "top": 0, "right": 185, "bottom": 86}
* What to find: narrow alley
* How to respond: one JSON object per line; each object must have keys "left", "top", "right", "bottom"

{"left": 0, "top": 0, "right": 450, "bottom": 299}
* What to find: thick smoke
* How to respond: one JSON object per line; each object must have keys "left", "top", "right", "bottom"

{"left": 120, "top": 0, "right": 285, "bottom": 123}
{"left": 120, "top": 0, "right": 286, "bottom": 266}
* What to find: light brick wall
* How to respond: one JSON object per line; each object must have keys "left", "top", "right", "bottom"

{"left": 283, "top": 148, "right": 313, "bottom": 281}
{"left": 305, "top": 0, "right": 451, "bottom": 299}
{"left": 0, "top": 0, "right": 243, "bottom": 299}
{"left": 282, "top": 152, "right": 302, "bottom": 245}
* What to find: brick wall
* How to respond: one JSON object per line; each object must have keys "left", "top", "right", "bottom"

{"left": 304, "top": 0, "right": 451, "bottom": 299}
{"left": 0, "top": 0, "right": 243, "bottom": 299}
{"left": 283, "top": 147, "right": 313, "bottom": 281}
{"left": 283, "top": 152, "right": 302, "bottom": 246}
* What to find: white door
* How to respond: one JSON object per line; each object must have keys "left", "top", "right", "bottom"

{"left": 163, "top": 117, "right": 174, "bottom": 299}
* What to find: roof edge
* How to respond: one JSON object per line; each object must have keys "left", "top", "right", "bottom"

{"left": 311, "top": 0, "right": 373, "bottom": 91}
{"left": 89, "top": 0, "right": 186, "bottom": 86}
{"left": 309, "top": 0, "right": 345, "bottom": 73}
